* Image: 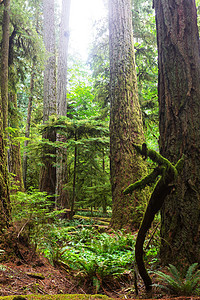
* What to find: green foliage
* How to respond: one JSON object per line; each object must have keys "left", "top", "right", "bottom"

{"left": 55, "top": 230, "right": 135, "bottom": 292}
{"left": 74, "top": 258, "right": 125, "bottom": 293}
{"left": 67, "top": 56, "right": 101, "bottom": 120}
{"left": 10, "top": 0, "right": 45, "bottom": 63}
{"left": 39, "top": 116, "right": 111, "bottom": 213}
{"left": 132, "top": 0, "right": 159, "bottom": 150}
{"left": 10, "top": 189, "right": 65, "bottom": 248}
{"left": 88, "top": 18, "right": 110, "bottom": 121}
{"left": 31, "top": 219, "right": 142, "bottom": 292}
{"left": 155, "top": 263, "right": 200, "bottom": 296}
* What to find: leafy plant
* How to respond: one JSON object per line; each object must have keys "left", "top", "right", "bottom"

{"left": 75, "top": 257, "right": 126, "bottom": 292}
{"left": 155, "top": 263, "right": 200, "bottom": 296}
{"left": 10, "top": 189, "right": 66, "bottom": 249}
{"left": 83, "top": 232, "right": 135, "bottom": 256}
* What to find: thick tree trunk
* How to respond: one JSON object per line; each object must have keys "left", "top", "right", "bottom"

{"left": 154, "top": 0, "right": 200, "bottom": 264}
{"left": 56, "top": 0, "right": 71, "bottom": 208}
{"left": 57, "top": 0, "right": 70, "bottom": 116}
{"left": 40, "top": 0, "right": 57, "bottom": 200}
{"left": 0, "top": 0, "right": 11, "bottom": 240}
{"left": 1, "top": 0, "right": 10, "bottom": 131}
{"left": 109, "top": 0, "right": 147, "bottom": 230}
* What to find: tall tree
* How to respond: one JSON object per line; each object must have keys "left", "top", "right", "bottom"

{"left": 39, "top": 0, "right": 57, "bottom": 199}
{"left": 23, "top": 62, "right": 35, "bottom": 189}
{"left": 8, "top": 28, "right": 24, "bottom": 191}
{"left": 154, "top": 0, "right": 200, "bottom": 264}
{"left": 56, "top": 0, "right": 71, "bottom": 208}
{"left": 109, "top": 0, "right": 147, "bottom": 229}
{"left": 1, "top": 0, "right": 10, "bottom": 131}
{"left": 0, "top": 0, "right": 11, "bottom": 246}
{"left": 57, "top": 0, "right": 71, "bottom": 116}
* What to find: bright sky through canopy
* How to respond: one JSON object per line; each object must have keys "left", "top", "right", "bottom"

{"left": 68, "top": 0, "right": 107, "bottom": 60}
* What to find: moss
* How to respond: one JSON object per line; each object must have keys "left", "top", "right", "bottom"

{"left": 0, "top": 294, "right": 112, "bottom": 300}
{"left": 125, "top": 144, "right": 184, "bottom": 292}
{"left": 123, "top": 166, "right": 163, "bottom": 195}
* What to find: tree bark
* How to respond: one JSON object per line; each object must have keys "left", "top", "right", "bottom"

{"left": 40, "top": 0, "right": 57, "bottom": 200}
{"left": 23, "top": 64, "right": 35, "bottom": 190}
{"left": 56, "top": 0, "right": 71, "bottom": 208}
{"left": 1, "top": 0, "right": 10, "bottom": 131}
{"left": 109, "top": 0, "right": 147, "bottom": 230}
{"left": 0, "top": 0, "right": 11, "bottom": 238}
{"left": 70, "top": 134, "right": 77, "bottom": 219}
{"left": 8, "top": 92, "right": 24, "bottom": 191}
{"left": 57, "top": 0, "right": 71, "bottom": 116}
{"left": 154, "top": 0, "right": 200, "bottom": 264}
{"left": 8, "top": 29, "right": 24, "bottom": 191}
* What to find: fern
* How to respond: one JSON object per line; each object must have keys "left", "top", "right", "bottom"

{"left": 185, "top": 262, "right": 199, "bottom": 281}
{"left": 155, "top": 263, "right": 200, "bottom": 296}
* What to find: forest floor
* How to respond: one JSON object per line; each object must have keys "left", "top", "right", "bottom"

{"left": 0, "top": 222, "right": 200, "bottom": 300}
{"left": 1, "top": 249, "right": 200, "bottom": 300}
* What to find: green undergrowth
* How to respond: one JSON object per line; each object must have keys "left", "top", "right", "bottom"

{"left": 10, "top": 190, "right": 160, "bottom": 295}
{"left": 0, "top": 294, "right": 112, "bottom": 300}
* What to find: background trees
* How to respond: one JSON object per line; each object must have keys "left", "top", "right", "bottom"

{"left": 154, "top": 0, "right": 200, "bottom": 265}
{"left": 0, "top": 0, "right": 199, "bottom": 286}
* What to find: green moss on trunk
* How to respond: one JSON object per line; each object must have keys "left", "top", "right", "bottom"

{"left": 155, "top": 0, "right": 200, "bottom": 265}
{"left": 109, "top": 0, "right": 148, "bottom": 230}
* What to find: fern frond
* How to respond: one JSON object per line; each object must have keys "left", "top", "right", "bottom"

{"left": 155, "top": 270, "right": 181, "bottom": 290}
{"left": 185, "top": 263, "right": 198, "bottom": 281}
{"left": 155, "top": 263, "right": 200, "bottom": 296}
{"left": 168, "top": 264, "right": 182, "bottom": 286}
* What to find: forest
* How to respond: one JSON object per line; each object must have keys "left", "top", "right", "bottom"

{"left": 0, "top": 0, "right": 200, "bottom": 299}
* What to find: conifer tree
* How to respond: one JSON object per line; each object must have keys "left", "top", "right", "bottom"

{"left": 39, "top": 0, "right": 57, "bottom": 200}
{"left": 154, "top": 0, "right": 200, "bottom": 264}
{"left": 0, "top": 0, "right": 11, "bottom": 245}
{"left": 109, "top": 0, "right": 147, "bottom": 229}
{"left": 56, "top": 0, "right": 71, "bottom": 208}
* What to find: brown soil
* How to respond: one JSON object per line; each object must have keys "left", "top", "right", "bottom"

{"left": 0, "top": 243, "right": 200, "bottom": 299}
{"left": 0, "top": 256, "right": 76, "bottom": 296}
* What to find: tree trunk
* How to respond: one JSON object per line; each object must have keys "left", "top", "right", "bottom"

{"left": 23, "top": 64, "right": 35, "bottom": 190}
{"left": 70, "top": 134, "right": 77, "bottom": 219}
{"left": 109, "top": 0, "right": 147, "bottom": 230}
{"left": 102, "top": 150, "right": 107, "bottom": 214}
{"left": 8, "top": 92, "right": 24, "bottom": 191}
{"left": 56, "top": 0, "right": 71, "bottom": 208}
{"left": 57, "top": 0, "right": 71, "bottom": 116}
{"left": 0, "top": 0, "right": 11, "bottom": 245}
{"left": 1, "top": 0, "right": 10, "bottom": 131}
{"left": 40, "top": 0, "right": 57, "bottom": 200}
{"left": 8, "top": 29, "right": 24, "bottom": 191}
{"left": 154, "top": 0, "right": 200, "bottom": 265}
